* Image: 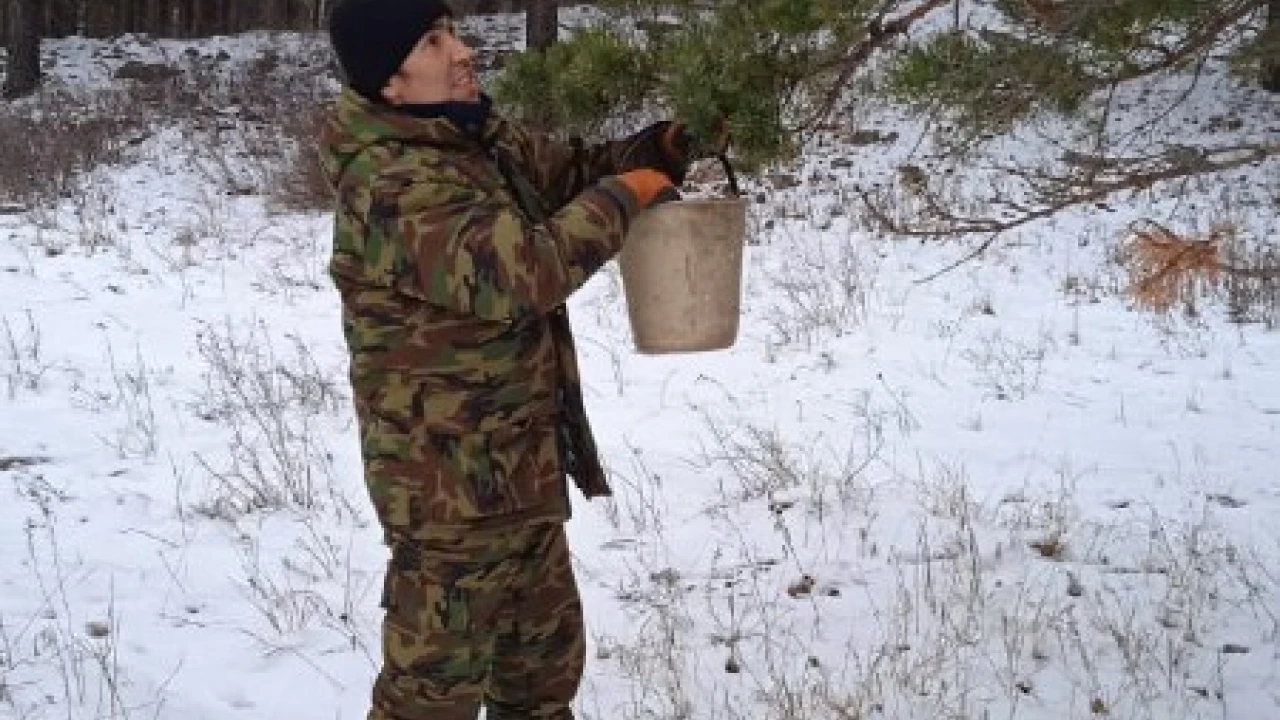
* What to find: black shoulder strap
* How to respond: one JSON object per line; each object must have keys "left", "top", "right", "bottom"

{"left": 487, "top": 143, "right": 553, "bottom": 226}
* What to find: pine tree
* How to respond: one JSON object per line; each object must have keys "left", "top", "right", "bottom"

{"left": 496, "top": 0, "right": 900, "bottom": 169}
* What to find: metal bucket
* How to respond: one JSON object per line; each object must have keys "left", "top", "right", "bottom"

{"left": 619, "top": 197, "right": 748, "bottom": 354}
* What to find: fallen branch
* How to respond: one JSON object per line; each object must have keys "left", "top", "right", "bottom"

{"left": 1124, "top": 221, "right": 1225, "bottom": 312}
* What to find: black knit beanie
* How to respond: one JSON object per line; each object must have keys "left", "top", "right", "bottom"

{"left": 328, "top": 0, "right": 454, "bottom": 101}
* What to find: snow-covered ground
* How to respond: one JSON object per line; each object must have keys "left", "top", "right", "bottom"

{"left": 2, "top": 12, "right": 1279, "bottom": 720}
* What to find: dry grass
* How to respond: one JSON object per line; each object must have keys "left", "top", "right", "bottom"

{"left": 261, "top": 105, "right": 334, "bottom": 213}
{"left": 1, "top": 42, "right": 334, "bottom": 221}
{"left": 188, "top": 317, "right": 350, "bottom": 520}
{"left": 1223, "top": 241, "right": 1280, "bottom": 328}
{"left": 580, "top": 391, "right": 1280, "bottom": 720}
{"left": 0, "top": 89, "right": 148, "bottom": 214}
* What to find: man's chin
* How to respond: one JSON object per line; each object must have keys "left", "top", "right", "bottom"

{"left": 454, "top": 80, "right": 480, "bottom": 103}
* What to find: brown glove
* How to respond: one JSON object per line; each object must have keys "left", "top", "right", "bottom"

{"left": 619, "top": 120, "right": 729, "bottom": 187}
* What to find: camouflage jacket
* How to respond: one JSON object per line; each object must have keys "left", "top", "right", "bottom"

{"left": 321, "top": 89, "right": 640, "bottom": 542}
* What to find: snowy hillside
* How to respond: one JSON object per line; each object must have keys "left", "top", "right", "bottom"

{"left": 2, "top": 10, "right": 1279, "bottom": 720}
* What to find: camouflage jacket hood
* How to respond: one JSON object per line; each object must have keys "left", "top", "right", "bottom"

{"left": 322, "top": 89, "right": 638, "bottom": 541}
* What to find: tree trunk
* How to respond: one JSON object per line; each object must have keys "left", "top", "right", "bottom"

{"left": 1264, "top": 0, "right": 1280, "bottom": 92}
{"left": 47, "top": 0, "right": 74, "bottom": 36}
{"left": 522, "top": 0, "right": 558, "bottom": 130}
{"left": 84, "top": 0, "right": 113, "bottom": 37}
{"left": 526, "top": 0, "right": 558, "bottom": 52}
{"left": 3, "top": 0, "right": 40, "bottom": 98}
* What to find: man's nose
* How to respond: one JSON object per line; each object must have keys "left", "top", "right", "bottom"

{"left": 452, "top": 37, "right": 475, "bottom": 63}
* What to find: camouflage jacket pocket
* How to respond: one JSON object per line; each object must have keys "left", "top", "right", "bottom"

{"left": 365, "top": 414, "right": 568, "bottom": 534}
{"left": 438, "top": 417, "right": 568, "bottom": 521}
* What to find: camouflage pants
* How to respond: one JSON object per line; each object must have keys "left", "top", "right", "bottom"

{"left": 369, "top": 522, "right": 584, "bottom": 720}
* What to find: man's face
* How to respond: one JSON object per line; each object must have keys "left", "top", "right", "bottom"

{"left": 382, "top": 18, "right": 479, "bottom": 105}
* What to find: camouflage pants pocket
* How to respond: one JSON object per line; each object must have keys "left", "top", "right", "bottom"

{"left": 369, "top": 524, "right": 584, "bottom": 720}
{"left": 372, "top": 542, "right": 490, "bottom": 720}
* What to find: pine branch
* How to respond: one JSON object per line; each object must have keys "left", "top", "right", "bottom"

{"left": 801, "top": 0, "right": 952, "bottom": 133}
{"left": 1108, "top": 0, "right": 1263, "bottom": 84}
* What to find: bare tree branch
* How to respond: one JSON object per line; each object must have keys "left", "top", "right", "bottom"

{"left": 861, "top": 142, "right": 1280, "bottom": 238}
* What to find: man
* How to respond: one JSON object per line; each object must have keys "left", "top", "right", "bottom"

{"left": 321, "top": 1, "right": 710, "bottom": 718}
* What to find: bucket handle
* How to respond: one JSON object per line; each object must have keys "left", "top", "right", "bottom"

{"left": 716, "top": 153, "right": 742, "bottom": 198}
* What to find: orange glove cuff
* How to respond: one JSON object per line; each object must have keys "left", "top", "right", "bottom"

{"left": 616, "top": 169, "right": 675, "bottom": 209}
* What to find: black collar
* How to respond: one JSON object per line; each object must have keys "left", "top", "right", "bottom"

{"left": 398, "top": 94, "right": 494, "bottom": 138}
